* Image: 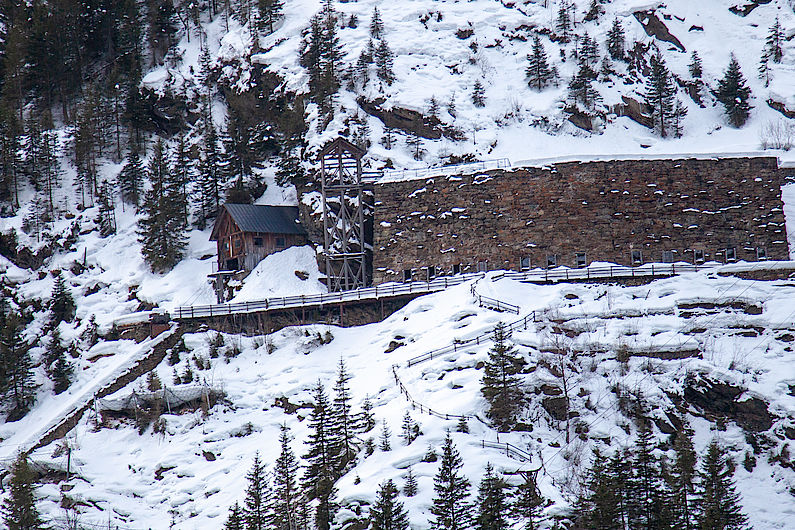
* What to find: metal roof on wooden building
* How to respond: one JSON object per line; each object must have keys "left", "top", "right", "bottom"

{"left": 210, "top": 204, "right": 307, "bottom": 240}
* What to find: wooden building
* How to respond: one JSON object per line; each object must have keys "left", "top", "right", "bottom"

{"left": 210, "top": 204, "right": 308, "bottom": 272}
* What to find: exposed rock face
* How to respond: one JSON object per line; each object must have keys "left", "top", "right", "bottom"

{"left": 372, "top": 157, "right": 789, "bottom": 283}
{"left": 683, "top": 375, "right": 774, "bottom": 432}
{"left": 610, "top": 96, "right": 654, "bottom": 129}
{"left": 767, "top": 98, "right": 795, "bottom": 119}
{"left": 729, "top": 0, "right": 772, "bottom": 17}
{"left": 633, "top": 10, "right": 686, "bottom": 52}
{"left": 358, "top": 97, "right": 443, "bottom": 140}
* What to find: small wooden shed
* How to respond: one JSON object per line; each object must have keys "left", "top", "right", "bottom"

{"left": 210, "top": 204, "right": 308, "bottom": 272}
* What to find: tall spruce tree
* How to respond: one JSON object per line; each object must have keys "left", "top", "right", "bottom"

{"left": 716, "top": 54, "right": 752, "bottom": 128}
{"left": 118, "top": 142, "right": 145, "bottom": 208}
{"left": 404, "top": 467, "right": 418, "bottom": 497}
{"left": 575, "top": 450, "right": 620, "bottom": 529}
{"left": 555, "top": 2, "right": 572, "bottom": 42}
{"left": 606, "top": 449, "right": 632, "bottom": 528}
{"left": 369, "top": 479, "right": 410, "bottom": 530}
{"left": 50, "top": 273, "right": 75, "bottom": 326}
{"left": 244, "top": 453, "right": 269, "bottom": 530}
{"left": 302, "top": 381, "right": 338, "bottom": 530}
{"left": 430, "top": 434, "right": 473, "bottom": 530}
{"left": 627, "top": 425, "right": 668, "bottom": 529}
{"left": 199, "top": 109, "right": 223, "bottom": 224}
{"left": 668, "top": 425, "right": 697, "bottom": 530}
{"left": 138, "top": 139, "right": 188, "bottom": 273}
{"left": 0, "top": 312, "right": 36, "bottom": 419}
{"left": 481, "top": 322, "right": 523, "bottom": 430}
{"left": 644, "top": 51, "right": 677, "bottom": 138}
{"left": 258, "top": 0, "right": 283, "bottom": 33}
{"left": 696, "top": 440, "right": 749, "bottom": 530}
{"left": 764, "top": 17, "right": 784, "bottom": 64}
{"left": 97, "top": 180, "right": 117, "bottom": 236}
{"left": 607, "top": 18, "right": 625, "bottom": 60}
{"left": 370, "top": 7, "right": 384, "bottom": 38}
{"left": 44, "top": 328, "right": 72, "bottom": 394}
{"left": 1, "top": 454, "right": 45, "bottom": 530}
{"left": 526, "top": 35, "right": 554, "bottom": 91}
{"left": 271, "top": 424, "right": 300, "bottom": 530}
{"left": 513, "top": 473, "right": 544, "bottom": 530}
{"left": 475, "top": 463, "right": 508, "bottom": 530}
{"left": 375, "top": 39, "right": 396, "bottom": 85}
{"left": 568, "top": 62, "right": 600, "bottom": 109}
{"left": 472, "top": 80, "right": 486, "bottom": 108}
{"left": 332, "top": 358, "right": 357, "bottom": 473}
{"left": 689, "top": 50, "right": 703, "bottom": 79}
{"left": 225, "top": 502, "right": 245, "bottom": 530}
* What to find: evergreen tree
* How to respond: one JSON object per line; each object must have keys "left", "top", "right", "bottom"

{"left": 118, "top": 142, "right": 145, "bottom": 208}
{"left": 668, "top": 425, "right": 697, "bottom": 530}
{"left": 170, "top": 133, "right": 193, "bottom": 228}
{"left": 379, "top": 419, "right": 392, "bottom": 451}
{"left": 764, "top": 17, "right": 784, "bottom": 64}
{"left": 584, "top": 0, "right": 602, "bottom": 22}
{"left": 716, "top": 54, "right": 752, "bottom": 128}
{"left": 138, "top": 139, "right": 188, "bottom": 273}
{"left": 50, "top": 273, "right": 76, "bottom": 326}
{"left": 97, "top": 180, "right": 117, "bottom": 236}
{"left": 332, "top": 358, "right": 357, "bottom": 472}
{"left": 369, "top": 479, "right": 410, "bottom": 530}
{"left": 513, "top": 473, "right": 544, "bottom": 530}
{"left": 258, "top": 0, "right": 283, "bottom": 33}
{"left": 199, "top": 110, "right": 223, "bottom": 224}
{"left": 526, "top": 35, "right": 554, "bottom": 91}
{"left": 404, "top": 467, "right": 418, "bottom": 497}
{"left": 45, "top": 328, "right": 72, "bottom": 394}
{"left": 430, "top": 434, "right": 473, "bottom": 530}
{"left": 244, "top": 453, "right": 269, "bottom": 530}
{"left": 627, "top": 425, "right": 668, "bottom": 529}
{"left": 568, "top": 62, "right": 600, "bottom": 109}
{"left": 375, "top": 39, "right": 396, "bottom": 85}
{"left": 689, "top": 50, "right": 703, "bottom": 79}
{"left": 401, "top": 412, "right": 417, "bottom": 445}
{"left": 607, "top": 449, "right": 632, "bottom": 528}
{"left": 696, "top": 440, "right": 749, "bottom": 530}
{"left": 271, "top": 424, "right": 300, "bottom": 530}
{"left": 644, "top": 51, "right": 677, "bottom": 138}
{"left": 480, "top": 322, "right": 523, "bottom": 430}
{"left": 472, "top": 80, "right": 486, "bottom": 108}
{"left": 579, "top": 33, "right": 599, "bottom": 65}
{"left": 361, "top": 395, "right": 376, "bottom": 432}
{"left": 370, "top": 7, "right": 384, "bottom": 38}
{"left": 555, "top": 2, "right": 572, "bottom": 42}
{"left": 0, "top": 312, "right": 36, "bottom": 419}
{"left": 225, "top": 502, "right": 246, "bottom": 530}
{"left": 1, "top": 454, "right": 45, "bottom": 530}
{"left": 302, "top": 381, "right": 338, "bottom": 530}
{"left": 607, "top": 18, "right": 625, "bottom": 60}
{"left": 475, "top": 463, "right": 508, "bottom": 530}
{"left": 575, "top": 450, "right": 620, "bottom": 529}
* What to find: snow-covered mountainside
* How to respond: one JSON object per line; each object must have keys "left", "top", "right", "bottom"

{"left": 3, "top": 0, "right": 795, "bottom": 528}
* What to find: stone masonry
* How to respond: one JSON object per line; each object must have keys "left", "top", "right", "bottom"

{"left": 372, "top": 156, "right": 789, "bottom": 284}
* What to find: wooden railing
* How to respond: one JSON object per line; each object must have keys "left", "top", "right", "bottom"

{"left": 490, "top": 262, "right": 715, "bottom": 283}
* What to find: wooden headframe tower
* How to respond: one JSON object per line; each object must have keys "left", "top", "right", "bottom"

{"left": 320, "top": 137, "right": 367, "bottom": 291}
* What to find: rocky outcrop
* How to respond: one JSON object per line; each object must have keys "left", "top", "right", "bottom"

{"left": 633, "top": 10, "right": 686, "bottom": 52}
{"left": 610, "top": 96, "right": 653, "bottom": 129}
{"left": 683, "top": 374, "right": 774, "bottom": 432}
{"left": 729, "top": 0, "right": 772, "bottom": 17}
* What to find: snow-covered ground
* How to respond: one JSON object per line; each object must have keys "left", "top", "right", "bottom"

{"left": 14, "top": 271, "right": 795, "bottom": 529}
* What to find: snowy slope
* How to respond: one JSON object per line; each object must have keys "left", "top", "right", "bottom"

{"left": 15, "top": 272, "right": 795, "bottom": 529}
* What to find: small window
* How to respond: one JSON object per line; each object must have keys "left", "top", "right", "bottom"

{"left": 519, "top": 256, "right": 531, "bottom": 271}
{"left": 725, "top": 247, "right": 737, "bottom": 263}
{"left": 276, "top": 237, "right": 286, "bottom": 248}
{"left": 477, "top": 261, "right": 488, "bottom": 272}
{"left": 575, "top": 252, "right": 587, "bottom": 268}
{"left": 694, "top": 249, "right": 705, "bottom": 264}
{"left": 662, "top": 250, "right": 674, "bottom": 263}
{"left": 254, "top": 237, "right": 263, "bottom": 247}
{"left": 403, "top": 269, "right": 413, "bottom": 282}
{"left": 427, "top": 266, "right": 436, "bottom": 280}
{"left": 546, "top": 255, "right": 557, "bottom": 268}
{"left": 756, "top": 247, "right": 767, "bottom": 261}
{"left": 631, "top": 250, "right": 643, "bottom": 266}
{"left": 452, "top": 263, "right": 461, "bottom": 275}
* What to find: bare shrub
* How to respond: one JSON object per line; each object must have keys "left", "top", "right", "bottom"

{"left": 759, "top": 119, "right": 795, "bottom": 151}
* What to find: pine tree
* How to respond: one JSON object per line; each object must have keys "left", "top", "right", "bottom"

{"left": 689, "top": 50, "right": 703, "bottom": 79}
{"left": 575, "top": 450, "right": 620, "bottom": 529}
{"left": 332, "top": 358, "right": 357, "bottom": 474}
{"left": 138, "top": 139, "right": 188, "bottom": 273}
{"left": 370, "top": 7, "right": 384, "bottom": 38}
{"left": 375, "top": 39, "right": 396, "bottom": 85}
{"left": 258, "top": 0, "right": 283, "bottom": 33}
{"left": 627, "top": 425, "right": 668, "bottom": 529}
{"left": 244, "top": 453, "right": 269, "bottom": 530}
{"left": 369, "top": 479, "right": 410, "bottom": 530}
{"left": 716, "top": 54, "right": 752, "bottom": 128}
{"left": 379, "top": 420, "right": 392, "bottom": 451}
{"left": 672, "top": 99, "right": 688, "bottom": 138}
{"left": 607, "top": 18, "right": 625, "bottom": 60}
{"left": 584, "top": 0, "right": 602, "bottom": 22}
{"left": 97, "top": 180, "right": 117, "bottom": 236}
{"left": 568, "top": 62, "right": 600, "bottom": 109}
{"left": 514, "top": 473, "right": 544, "bottom": 530}
{"left": 472, "top": 80, "right": 486, "bottom": 108}
{"left": 271, "top": 424, "right": 300, "bottom": 530}
{"left": 118, "top": 141, "right": 145, "bottom": 208}
{"left": 225, "top": 502, "right": 246, "bottom": 530}
{"left": 50, "top": 273, "right": 76, "bottom": 326}
{"left": 579, "top": 33, "right": 599, "bottom": 66}
{"left": 1, "top": 454, "right": 45, "bottom": 530}
{"left": 0, "top": 312, "right": 36, "bottom": 419}
{"left": 401, "top": 412, "right": 417, "bottom": 445}
{"left": 668, "top": 425, "right": 697, "bottom": 530}
{"left": 555, "top": 2, "right": 572, "bottom": 42}
{"left": 607, "top": 449, "right": 632, "bottom": 527}
{"left": 696, "top": 440, "right": 749, "bottom": 530}
{"left": 644, "top": 51, "right": 677, "bottom": 138}
{"left": 480, "top": 322, "right": 523, "bottom": 430}
{"left": 475, "top": 463, "right": 508, "bottom": 530}
{"left": 764, "top": 17, "right": 784, "bottom": 64}
{"left": 404, "top": 467, "right": 418, "bottom": 497}
{"left": 361, "top": 395, "right": 376, "bottom": 432}
{"left": 526, "top": 35, "right": 554, "bottom": 91}
{"left": 45, "top": 328, "right": 72, "bottom": 394}
{"left": 302, "top": 381, "right": 338, "bottom": 530}
{"left": 170, "top": 133, "right": 193, "bottom": 228}
{"left": 199, "top": 105, "right": 223, "bottom": 224}
{"left": 430, "top": 434, "right": 473, "bottom": 530}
